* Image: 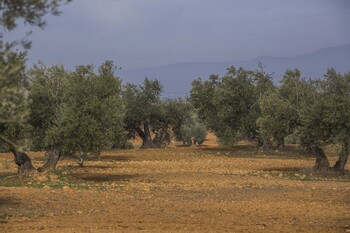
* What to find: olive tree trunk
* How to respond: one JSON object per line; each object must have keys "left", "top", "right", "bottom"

{"left": 152, "top": 132, "right": 163, "bottom": 147}
{"left": 333, "top": 139, "right": 349, "bottom": 172}
{"left": 257, "top": 138, "right": 273, "bottom": 151}
{"left": 136, "top": 122, "right": 156, "bottom": 149}
{"left": 10, "top": 147, "right": 36, "bottom": 175}
{"left": 38, "top": 147, "right": 61, "bottom": 172}
{"left": 77, "top": 152, "right": 85, "bottom": 167}
{"left": 276, "top": 138, "right": 285, "bottom": 151}
{"left": 153, "top": 122, "right": 168, "bottom": 148}
{"left": 313, "top": 145, "right": 330, "bottom": 172}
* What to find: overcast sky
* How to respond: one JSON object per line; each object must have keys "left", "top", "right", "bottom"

{"left": 5, "top": 0, "right": 350, "bottom": 70}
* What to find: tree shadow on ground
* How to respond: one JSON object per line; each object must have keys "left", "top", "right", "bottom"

{"left": 0, "top": 196, "right": 20, "bottom": 207}
{"left": 99, "top": 155, "right": 135, "bottom": 162}
{"left": 0, "top": 171, "right": 17, "bottom": 180}
{"left": 0, "top": 171, "right": 17, "bottom": 179}
{"left": 70, "top": 173, "right": 139, "bottom": 182}
{"left": 262, "top": 167, "right": 304, "bottom": 172}
{"left": 196, "top": 144, "right": 312, "bottom": 158}
{"left": 64, "top": 164, "right": 117, "bottom": 170}
{"left": 261, "top": 167, "right": 350, "bottom": 181}
{"left": 199, "top": 145, "right": 254, "bottom": 152}
{"left": 263, "top": 167, "right": 349, "bottom": 174}
{"left": 84, "top": 164, "right": 118, "bottom": 169}
{"left": 0, "top": 197, "right": 21, "bottom": 223}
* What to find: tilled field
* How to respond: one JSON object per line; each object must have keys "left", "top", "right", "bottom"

{"left": 0, "top": 141, "right": 349, "bottom": 232}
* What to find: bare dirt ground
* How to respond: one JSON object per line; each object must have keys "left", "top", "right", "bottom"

{"left": 0, "top": 135, "right": 349, "bottom": 232}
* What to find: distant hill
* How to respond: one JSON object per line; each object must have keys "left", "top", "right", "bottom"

{"left": 117, "top": 44, "right": 350, "bottom": 97}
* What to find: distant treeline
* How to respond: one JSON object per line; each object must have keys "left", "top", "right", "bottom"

{"left": 1, "top": 51, "right": 349, "bottom": 174}
{"left": 0, "top": 53, "right": 207, "bottom": 174}
{"left": 1, "top": 0, "right": 348, "bottom": 175}
{"left": 190, "top": 65, "right": 350, "bottom": 172}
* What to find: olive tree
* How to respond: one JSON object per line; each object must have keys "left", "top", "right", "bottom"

{"left": 257, "top": 91, "right": 295, "bottom": 150}
{"left": 123, "top": 79, "right": 194, "bottom": 148}
{"left": 0, "top": 48, "right": 36, "bottom": 174}
{"left": 297, "top": 79, "right": 333, "bottom": 171}
{"left": 52, "top": 61, "right": 125, "bottom": 167}
{"left": 29, "top": 61, "right": 125, "bottom": 169}
{"left": 191, "top": 66, "right": 271, "bottom": 145}
{"left": 123, "top": 78, "right": 163, "bottom": 148}
{"left": 0, "top": 0, "right": 71, "bottom": 174}
{"left": 322, "top": 69, "right": 350, "bottom": 172}
{"left": 174, "top": 111, "right": 207, "bottom": 146}
{"left": 0, "top": 0, "right": 72, "bottom": 48}
{"left": 296, "top": 70, "right": 349, "bottom": 172}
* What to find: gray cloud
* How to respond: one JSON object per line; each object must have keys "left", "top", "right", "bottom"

{"left": 5, "top": 0, "right": 350, "bottom": 70}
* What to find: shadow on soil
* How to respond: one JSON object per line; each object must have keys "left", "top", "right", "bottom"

{"left": 195, "top": 144, "right": 312, "bottom": 158}
{"left": 264, "top": 166, "right": 349, "bottom": 174}
{"left": 71, "top": 173, "right": 139, "bottom": 182}
{"left": 0, "top": 197, "right": 21, "bottom": 223}
{"left": 0, "top": 197, "right": 20, "bottom": 207}
{"left": 65, "top": 164, "right": 117, "bottom": 170}
{"left": 100, "top": 155, "right": 135, "bottom": 162}
{"left": 0, "top": 171, "right": 17, "bottom": 179}
{"left": 262, "top": 167, "right": 305, "bottom": 172}
{"left": 261, "top": 166, "right": 350, "bottom": 181}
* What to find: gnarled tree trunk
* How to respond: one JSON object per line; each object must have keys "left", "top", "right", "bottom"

{"left": 182, "top": 139, "right": 192, "bottom": 147}
{"left": 276, "top": 138, "right": 285, "bottom": 151}
{"left": 152, "top": 132, "right": 163, "bottom": 147}
{"left": 10, "top": 147, "right": 36, "bottom": 175}
{"left": 136, "top": 122, "right": 156, "bottom": 149}
{"left": 313, "top": 145, "right": 330, "bottom": 172}
{"left": 153, "top": 122, "right": 168, "bottom": 148}
{"left": 257, "top": 137, "right": 273, "bottom": 151}
{"left": 333, "top": 139, "right": 349, "bottom": 172}
{"left": 38, "top": 147, "right": 61, "bottom": 172}
{"left": 77, "top": 152, "right": 85, "bottom": 167}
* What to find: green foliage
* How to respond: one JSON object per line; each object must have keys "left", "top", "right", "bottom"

{"left": 322, "top": 69, "right": 350, "bottom": 141}
{"left": 283, "top": 69, "right": 350, "bottom": 170}
{"left": 298, "top": 83, "right": 324, "bottom": 145}
{"left": 175, "top": 113, "right": 207, "bottom": 145}
{"left": 192, "top": 123, "right": 207, "bottom": 145}
{"left": 123, "top": 79, "right": 196, "bottom": 148}
{"left": 0, "top": 0, "right": 71, "bottom": 153}
{"left": 0, "top": 43, "right": 29, "bottom": 150}
{"left": 190, "top": 66, "right": 273, "bottom": 145}
{"left": 296, "top": 74, "right": 350, "bottom": 148}
{"left": 171, "top": 102, "right": 207, "bottom": 145}
{"left": 123, "top": 78, "right": 163, "bottom": 138}
{"left": 28, "top": 61, "right": 126, "bottom": 155}
{"left": 122, "top": 141, "right": 134, "bottom": 150}
{"left": 159, "top": 98, "right": 194, "bottom": 143}
{"left": 0, "top": 43, "right": 28, "bottom": 125}
{"left": 255, "top": 69, "right": 318, "bottom": 149}
{"left": 257, "top": 91, "right": 295, "bottom": 148}
{"left": 59, "top": 61, "right": 125, "bottom": 154}
{"left": 27, "top": 62, "right": 67, "bottom": 150}
{"left": 0, "top": 0, "right": 71, "bottom": 30}
{"left": 0, "top": 0, "right": 72, "bottom": 48}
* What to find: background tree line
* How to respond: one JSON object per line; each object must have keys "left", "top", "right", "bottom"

{"left": 3, "top": 55, "right": 348, "bottom": 175}
{"left": 0, "top": 0, "right": 206, "bottom": 175}
{"left": 0, "top": 57, "right": 206, "bottom": 174}
{"left": 1, "top": 0, "right": 348, "bottom": 176}
{"left": 190, "top": 66, "right": 350, "bottom": 173}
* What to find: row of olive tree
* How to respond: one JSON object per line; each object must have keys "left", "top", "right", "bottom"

{"left": 0, "top": 60, "right": 124, "bottom": 173}
{"left": 0, "top": 0, "right": 73, "bottom": 174}
{"left": 190, "top": 66, "right": 350, "bottom": 172}
{"left": 123, "top": 78, "right": 206, "bottom": 148}
{"left": 190, "top": 65, "right": 274, "bottom": 145}
{"left": 0, "top": 57, "right": 206, "bottom": 174}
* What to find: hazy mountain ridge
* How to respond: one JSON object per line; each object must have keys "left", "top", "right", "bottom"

{"left": 118, "top": 44, "right": 350, "bottom": 97}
